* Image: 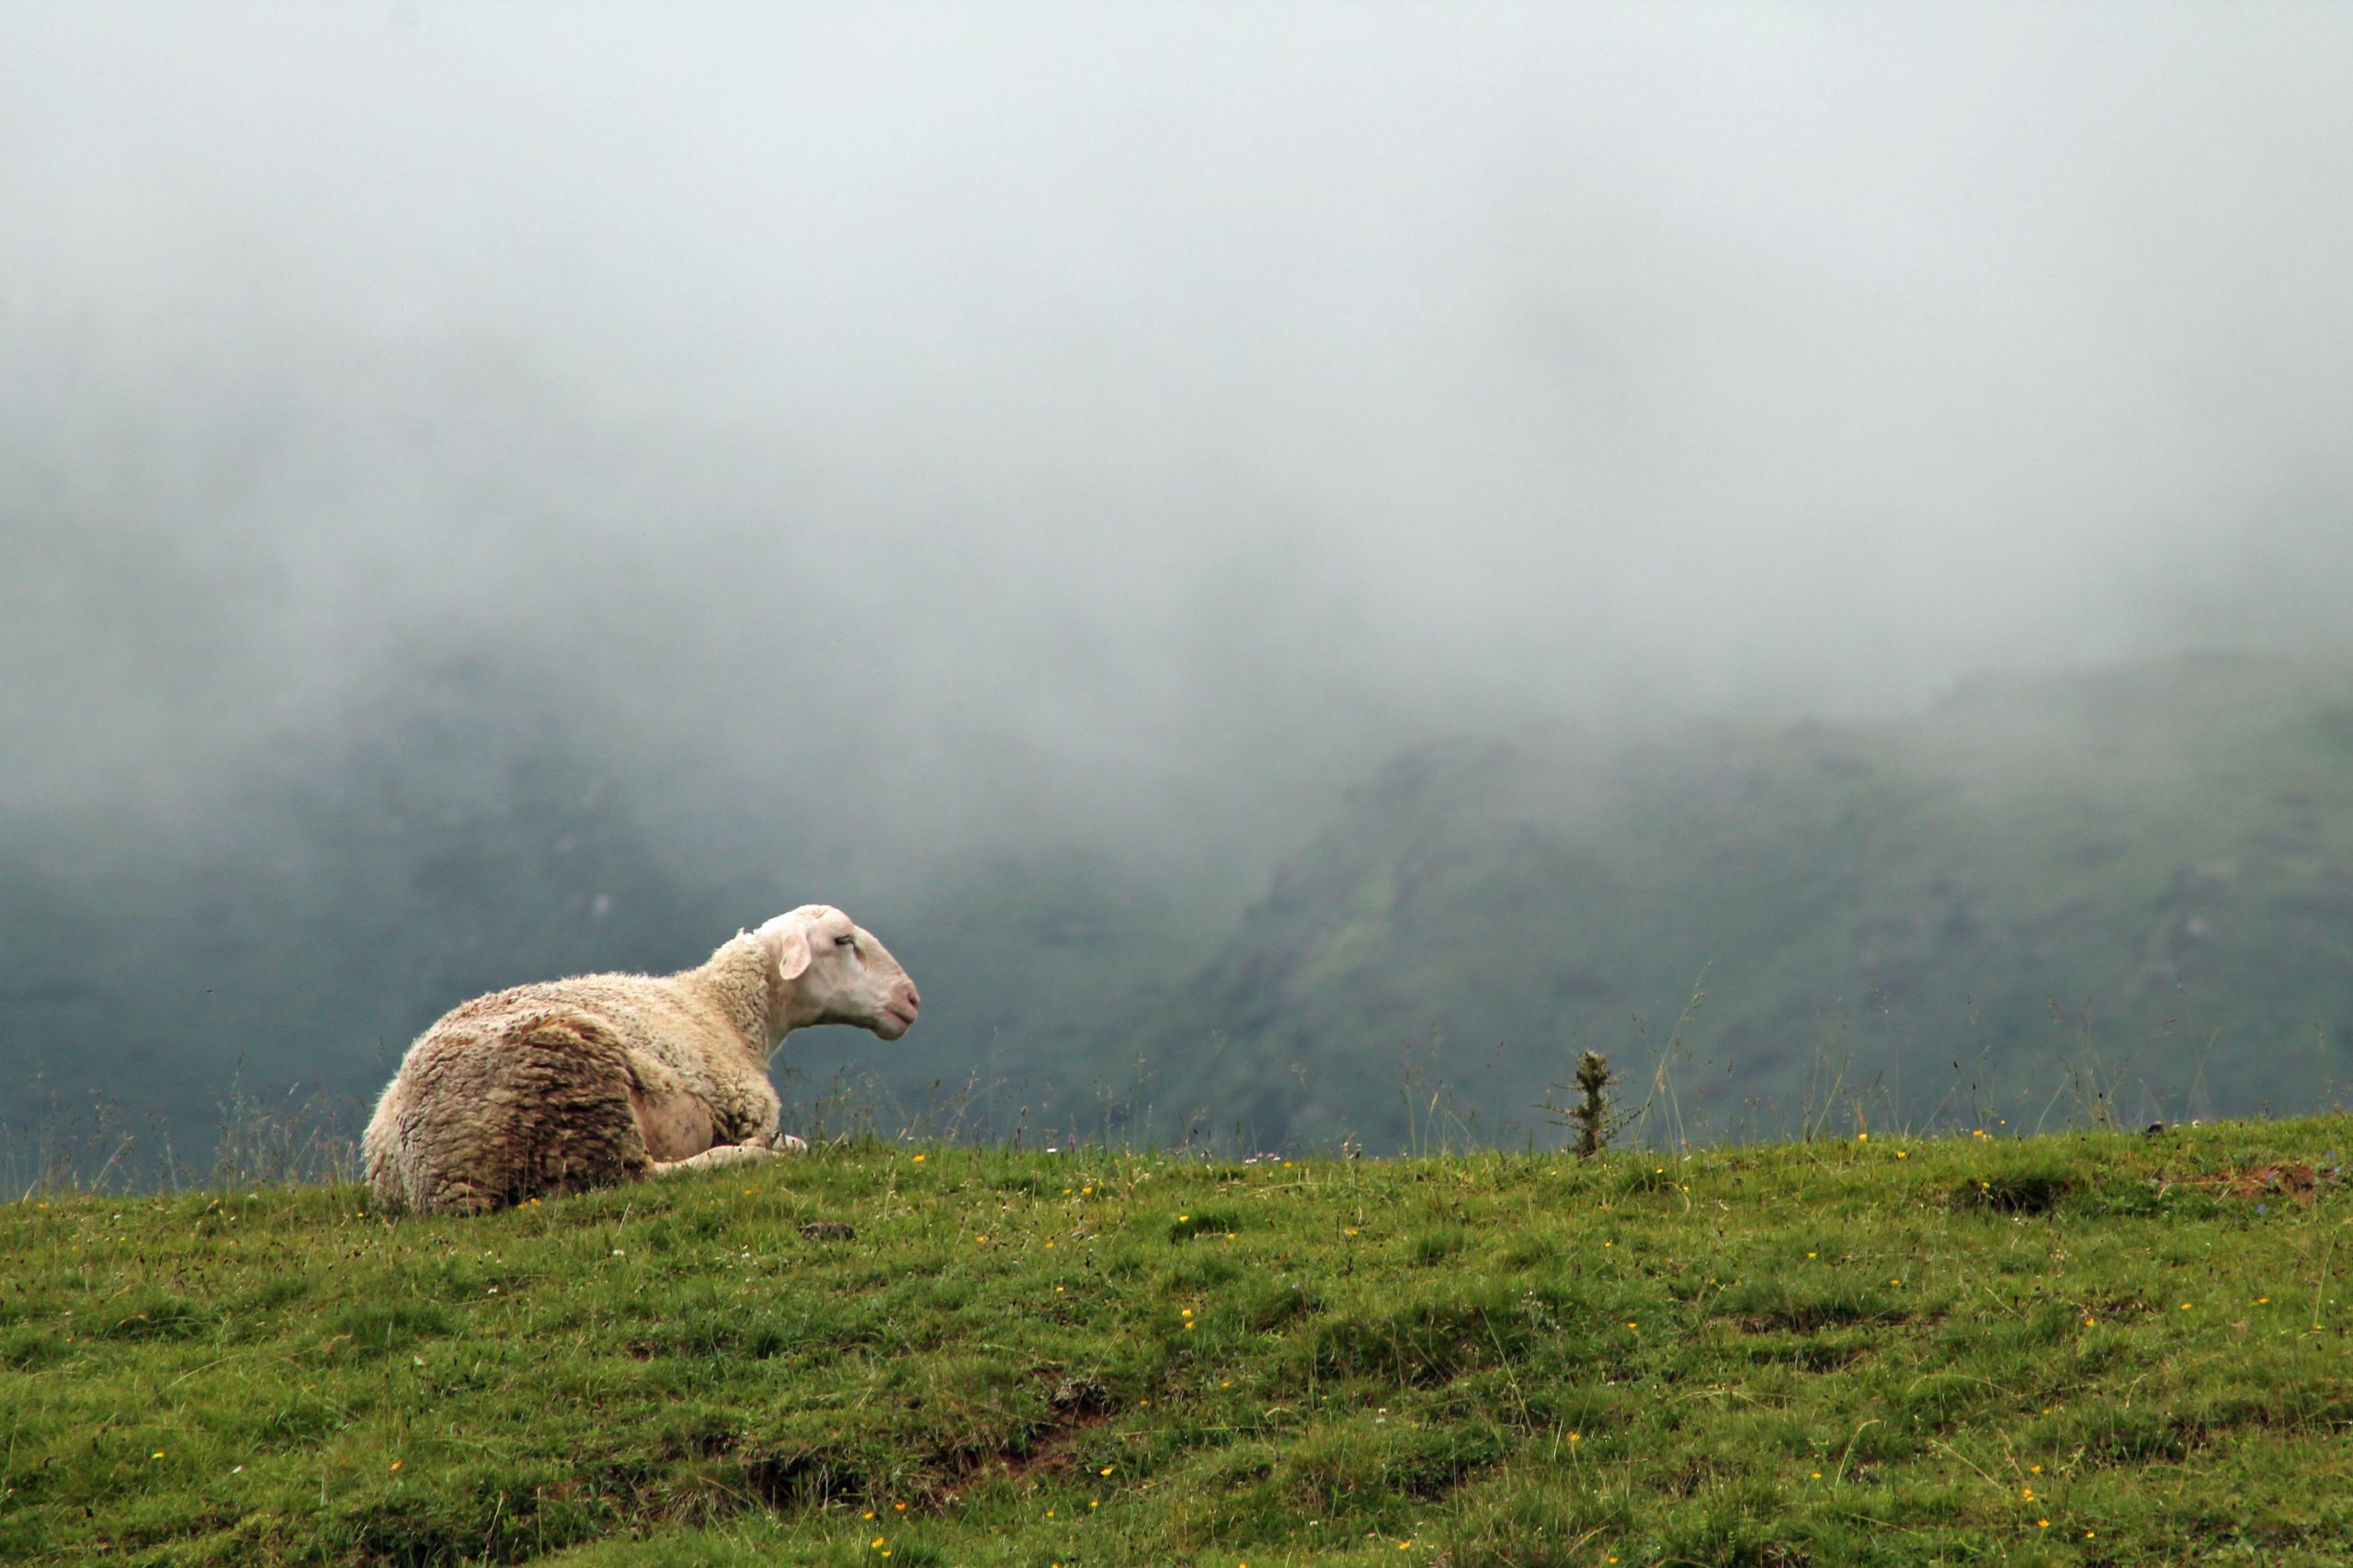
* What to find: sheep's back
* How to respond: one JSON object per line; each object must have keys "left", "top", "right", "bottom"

{"left": 435, "top": 972, "right": 733, "bottom": 1066}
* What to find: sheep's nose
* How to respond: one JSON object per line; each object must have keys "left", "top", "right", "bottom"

{"left": 902, "top": 983, "right": 922, "bottom": 1013}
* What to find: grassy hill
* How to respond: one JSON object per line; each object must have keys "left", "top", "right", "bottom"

{"left": 1144, "top": 654, "right": 2353, "bottom": 1150}
{"left": 6, "top": 1119, "right": 2353, "bottom": 1565}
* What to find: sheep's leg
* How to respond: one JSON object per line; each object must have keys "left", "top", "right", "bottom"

{"left": 648, "top": 1143, "right": 777, "bottom": 1178}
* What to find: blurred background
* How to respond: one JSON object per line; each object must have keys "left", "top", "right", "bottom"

{"left": 6, "top": 3, "right": 2353, "bottom": 1175}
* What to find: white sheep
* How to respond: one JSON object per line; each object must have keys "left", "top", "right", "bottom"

{"left": 362, "top": 904, "right": 919, "bottom": 1215}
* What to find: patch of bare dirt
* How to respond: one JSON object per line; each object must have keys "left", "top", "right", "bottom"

{"left": 2191, "top": 1163, "right": 2328, "bottom": 1203}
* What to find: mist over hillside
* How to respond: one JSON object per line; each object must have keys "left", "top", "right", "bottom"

{"left": 1139, "top": 653, "right": 2353, "bottom": 1150}
{"left": 6, "top": 6, "right": 2353, "bottom": 1169}
{"left": 9, "top": 649, "right": 2353, "bottom": 1166}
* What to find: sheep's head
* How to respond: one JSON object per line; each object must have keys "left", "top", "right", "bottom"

{"left": 754, "top": 904, "right": 921, "bottom": 1041}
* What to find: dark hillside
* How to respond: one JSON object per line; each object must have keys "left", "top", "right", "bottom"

{"left": 8, "top": 652, "right": 2353, "bottom": 1168}
{"left": 1145, "top": 654, "right": 2353, "bottom": 1148}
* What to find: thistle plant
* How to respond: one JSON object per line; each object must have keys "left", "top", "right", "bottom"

{"left": 1540, "top": 1049, "right": 1621, "bottom": 1158}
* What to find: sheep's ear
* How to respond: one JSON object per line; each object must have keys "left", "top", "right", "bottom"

{"left": 772, "top": 925, "right": 813, "bottom": 982}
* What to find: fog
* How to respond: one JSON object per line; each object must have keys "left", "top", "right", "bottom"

{"left": 6, "top": 6, "right": 2353, "bottom": 1154}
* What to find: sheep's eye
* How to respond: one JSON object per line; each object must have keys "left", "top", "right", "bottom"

{"left": 835, "top": 935, "right": 856, "bottom": 949}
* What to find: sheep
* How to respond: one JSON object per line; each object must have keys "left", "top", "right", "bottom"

{"left": 363, "top": 904, "right": 919, "bottom": 1215}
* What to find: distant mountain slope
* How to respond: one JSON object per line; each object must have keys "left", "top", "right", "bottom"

{"left": 9, "top": 651, "right": 2352, "bottom": 1170}
{"left": 1136, "top": 653, "right": 2353, "bottom": 1148}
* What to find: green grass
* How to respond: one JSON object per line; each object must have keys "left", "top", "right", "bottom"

{"left": 6, "top": 1120, "right": 2353, "bottom": 1564}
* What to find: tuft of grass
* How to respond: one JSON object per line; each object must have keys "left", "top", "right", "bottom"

{"left": 1950, "top": 1157, "right": 2083, "bottom": 1214}
{"left": 3, "top": 1119, "right": 2351, "bottom": 1563}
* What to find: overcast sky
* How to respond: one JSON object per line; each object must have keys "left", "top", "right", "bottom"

{"left": 6, "top": 3, "right": 2350, "bottom": 875}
